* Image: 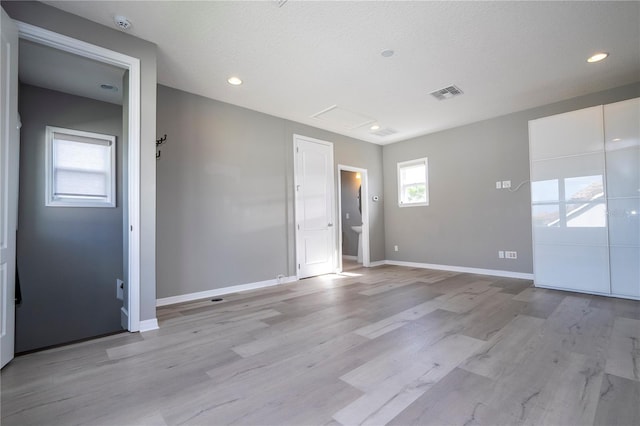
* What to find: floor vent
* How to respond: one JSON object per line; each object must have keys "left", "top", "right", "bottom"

{"left": 430, "top": 85, "right": 464, "bottom": 101}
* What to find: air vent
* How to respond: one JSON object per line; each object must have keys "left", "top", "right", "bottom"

{"left": 430, "top": 85, "right": 463, "bottom": 101}
{"left": 371, "top": 128, "right": 397, "bottom": 137}
{"left": 273, "top": 0, "right": 288, "bottom": 7}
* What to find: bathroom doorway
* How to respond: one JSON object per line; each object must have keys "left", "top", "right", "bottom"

{"left": 337, "top": 165, "right": 370, "bottom": 272}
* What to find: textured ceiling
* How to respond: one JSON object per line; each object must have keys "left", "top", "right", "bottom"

{"left": 42, "top": 1, "right": 640, "bottom": 145}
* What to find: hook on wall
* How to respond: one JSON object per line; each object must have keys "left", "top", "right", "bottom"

{"left": 156, "top": 134, "right": 167, "bottom": 159}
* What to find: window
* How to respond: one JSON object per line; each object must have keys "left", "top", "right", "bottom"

{"left": 45, "top": 126, "right": 116, "bottom": 207}
{"left": 398, "top": 157, "right": 429, "bottom": 207}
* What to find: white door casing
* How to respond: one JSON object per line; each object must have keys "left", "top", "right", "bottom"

{"left": 1, "top": 7, "right": 19, "bottom": 369}
{"left": 294, "top": 135, "right": 336, "bottom": 279}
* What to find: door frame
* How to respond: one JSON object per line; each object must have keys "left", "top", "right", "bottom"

{"left": 16, "top": 21, "right": 142, "bottom": 332}
{"left": 337, "top": 165, "right": 370, "bottom": 271}
{"left": 293, "top": 134, "right": 336, "bottom": 279}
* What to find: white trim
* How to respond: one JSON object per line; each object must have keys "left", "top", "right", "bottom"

{"left": 368, "top": 260, "right": 387, "bottom": 267}
{"left": 397, "top": 157, "right": 429, "bottom": 207}
{"left": 337, "top": 164, "right": 371, "bottom": 271}
{"left": 156, "top": 276, "right": 299, "bottom": 307}
{"left": 534, "top": 283, "right": 640, "bottom": 301}
{"left": 45, "top": 126, "right": 116, "bottom": 208}
{"left": 17, "top": 21, "right": 142, "bottom": 333}
{"left": 384, "top": 260, "right": 534, "bottom": 280}
{"left": 120, "top": 307, "right": 129, "bottom": 330}
{"left": 342, "top": 255, "right": 357, "bottom": 260}
{"left": 138, "top": 318, "right": 159, "bottom": 332}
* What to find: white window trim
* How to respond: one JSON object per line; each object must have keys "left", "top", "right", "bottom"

{"left": 45, "top": 126, "right": 116, "bottom": 208}
{"left": 397, "top": 157, "right": 429, "bottom": 207}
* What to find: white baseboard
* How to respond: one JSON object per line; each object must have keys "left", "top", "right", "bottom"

{"left": 342, "top": 255, "right": 357, "bottom": 260}
{"left": 139, "top": 318, "right": 159, "bottom": 332}
{"left": 120, "top": 307, "right": 129, "bottom": 331}
{"left": 156, "top": 275, "right": 299, "bottom": 307}
{"left": 368, "top": 260, "right": 387, "bottom": 267}
{"left": 384, "top": 260, "right": 534, "bottom": 280}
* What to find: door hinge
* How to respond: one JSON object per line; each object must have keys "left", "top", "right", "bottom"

{"left": 130, "top": 225, "right": 133, "bottom": 231}
{"left": 297, "top": 224, "right": 300, "bottom": 230}
{"left": 298, "top": 263, "right": 300, "bottom": 269}
{"left": 296, "top": 146, "right": 299, "bottom": 153}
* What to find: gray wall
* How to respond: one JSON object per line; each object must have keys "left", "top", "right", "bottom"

{"left": 156, "top": 85, "right": 384, "bottom": 298}
{"left": 3, "top": 1, "right": 158, "bottom": 322}
{"left": 383, "top": 82, "right": 640, "bottom": 274}
{"left": 340, "top": 170, "right": 362, "bottom": 257}
{"left": 16, "top": 84, "right": 123, "bottom": 352}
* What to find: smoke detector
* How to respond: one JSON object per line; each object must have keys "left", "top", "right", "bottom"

{"left": 430, "top": 85, "right": 464, "bottom": 101}
{"left": 114, "top": 15, "right": 131, "bottom": 30}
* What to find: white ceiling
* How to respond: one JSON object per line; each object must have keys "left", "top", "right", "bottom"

{"left": 42, "top": 1, "right": 640, "bottom": 145}
{"left": 19, "top": 39, "right": 125, "bottom": 105}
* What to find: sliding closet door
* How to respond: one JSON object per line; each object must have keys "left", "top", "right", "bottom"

{"left": 529, "top": 106, "right": 611, "bottom": 294}
{"left": 605, "top": 98, "right": 640, "bottom": 298}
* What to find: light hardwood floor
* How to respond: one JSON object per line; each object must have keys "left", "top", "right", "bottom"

{"left": 2, "top": 264, "right": 639, "bottom": 425}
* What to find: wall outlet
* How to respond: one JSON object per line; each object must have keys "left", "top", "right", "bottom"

{"left": 498, "top": 251, "right": 505, "bottom": 259}
{"left": 394, "top": 245, "right": 399, "bottom": 252}
{"left": 496, "top": 181, "right": 502, "bottom": 189}
{"left": 502, "top": 180, "right": 511, "bottom": 189}
{"left": 116, "top": 279, "right": 124, "bottom": 300}
{"left": 505, "top": 251, "right": 517, "bottom": 259}
{"left": 346, "top": 212, "right": 350, "bottom": 220}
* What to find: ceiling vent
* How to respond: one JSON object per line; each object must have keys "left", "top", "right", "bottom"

{"left": 371, "top": 127, "right": 397, "bottom": 138}
{"left": 273, "top": 0, "right": 288, "bottom": 7}
{"left": 430, "top": 85, "right": 463, "bottom": 101}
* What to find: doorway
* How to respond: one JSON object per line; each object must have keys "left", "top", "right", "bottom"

{"left": 1, "top": 14, "right": 142, "bottom": 367}
{"left": 15, "top": 40, "right": 128, "bottom": 353}
{"left": 338, "top": 165, "right": 370, "bottom": 272}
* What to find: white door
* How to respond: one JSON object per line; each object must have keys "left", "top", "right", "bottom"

{"left": 294, "top": 135, "right": 336, "bottom": 278}
{"left": 1, "top": 7, "right": 19, "bottom": 369}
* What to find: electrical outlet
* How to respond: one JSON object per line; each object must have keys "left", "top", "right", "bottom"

{"left": 505, "top": 251, "right": 517, "bottom": 259}
{"left": 502, "top": 180, "right": 511, "bottom": 189}
{"left": 496, "top": 181, "right": 502, "bottom": 189}
{"left": 116, "top": 279, "right": 124, "bottom": 300}
{"left": 394, "top": 245, "right": 399, "bottom": 252}
{"left": 498, "top": 251, "right": 505, "bottom": 259}
{"left": 346, "top": 212, "right": 350, "bottom": 219}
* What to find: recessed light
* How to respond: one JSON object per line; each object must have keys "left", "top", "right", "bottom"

{"left": 381, "top": 49, "right": 394, "bottom": 58}
{"left": 370, "top": 124, "right": 380, "bottom": 131}
{"left": 227, "top": 76, "right": 243, "bottom": 86}
{"left": 587, "top": 52, "right": 608, "bottom": 63}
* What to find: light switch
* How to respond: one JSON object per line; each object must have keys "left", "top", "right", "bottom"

{"left": 346, "top": 213, "right": 350, "bottom": 219}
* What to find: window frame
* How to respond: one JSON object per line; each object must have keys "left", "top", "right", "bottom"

{"left": 45, "top": 126, "right": 116, "bottom": 208}
{"left": 397, "top": 157, "right": 429, "bottom": 207}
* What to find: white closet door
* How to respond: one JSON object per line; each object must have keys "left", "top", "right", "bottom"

{"left": 529, "top": 106, "right": 611, "bottom": 294}
{"left": 605, "top": 98, "right": 640, "bottom": 298}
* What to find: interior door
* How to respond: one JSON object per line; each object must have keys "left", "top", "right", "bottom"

{"left": 294, "top": 135, "right": 335, "bottom": 279}
{"left": 1, "top": 7, "right": 19, "bottom": 369}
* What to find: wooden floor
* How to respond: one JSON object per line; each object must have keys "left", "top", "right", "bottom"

{"left": 2, "top": 262, "right": 639, "bottom": 425}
